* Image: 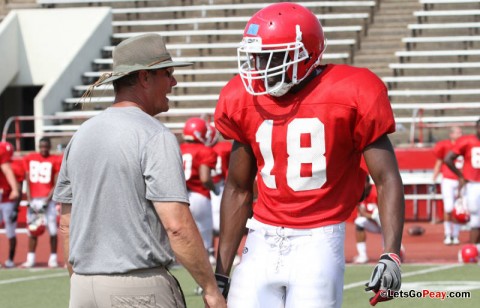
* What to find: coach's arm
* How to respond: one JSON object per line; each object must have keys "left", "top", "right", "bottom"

{"left": 155, "top": 201, "right": 226, "bottom": 308}
{"left": 59, "top": 203, "right": 73, "bottom": 277}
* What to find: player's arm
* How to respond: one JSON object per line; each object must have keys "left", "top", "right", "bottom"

{"left": 364, "top": 134, "right": 404, "bottom": 255}
{"left": 363, "top": 134, "right": 404, "bottom": 305}
{"left": 444, "top": 151, "right": 466, "bottom": 189}
{"left": 0, "top": 162, "right": 20, "bottom": 200}
{"left": 154, "top": 201, "right": 226, "bottom": 308}
{"left": 432, "top": 158, "right": 442, "bottom": 183}
{"left": 199, "top": 164, "right": 217, "bottom": 194}
{"left": 59, "top": 202, "right": 73, "bottom": 277}
{"left": 215, "top": 141, "right": 256, "bottom": 278}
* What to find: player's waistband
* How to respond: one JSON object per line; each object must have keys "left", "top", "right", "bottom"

{"left": 246, "top": 218, "right": 345, "bottom": 237}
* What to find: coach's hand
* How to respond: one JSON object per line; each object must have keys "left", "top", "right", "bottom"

{"left": 215, "top": 273, "right": 230, "bottom": 299}
{"left": 365, "top": 253, "right": 401, "bottom": 306}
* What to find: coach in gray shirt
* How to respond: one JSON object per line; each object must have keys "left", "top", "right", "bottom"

{"left": 54, "top": 34, "right": 226, "bottom": 308}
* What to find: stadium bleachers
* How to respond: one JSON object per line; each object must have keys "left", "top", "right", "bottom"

{"left": 1, "top": 0, "right": 478, "bottom": 145}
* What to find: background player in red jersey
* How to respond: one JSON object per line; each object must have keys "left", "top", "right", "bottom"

{"left": 433, "top": 126, "right": 463, "bottom": 245}
{"left": 445, "top": 119, "right": 480, "bottom": 254}
{"left": 0, "top": 141, "right": 20, "bottom": 268}
{"left": 353, "top": 175, "right": 382, "bottom": 264}
{"left": 180, "top": 118, "right": 219, "bottom": 265}
{"left": 22, "top": 137, "right": 61, "bottom": 268}
{"left": 205, "top": 125, "right": 232, "bottom": 237}
{"left": 213, "top": 3, "right": 404, "bottom": 307}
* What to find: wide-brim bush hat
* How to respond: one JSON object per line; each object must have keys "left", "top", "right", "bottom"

{"left": 94, "top": 33, "right": 192, "bottom": 86}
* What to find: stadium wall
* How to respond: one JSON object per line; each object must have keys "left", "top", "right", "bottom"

{"left": 0, "top": 7, "right": 112, "bottom": 142}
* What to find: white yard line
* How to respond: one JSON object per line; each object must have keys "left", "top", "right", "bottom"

{"left": 344, "top": 264, "right": 462, "bottom": 290}
{"left": 0, "top": 272, "right": 67, "bottom": 285}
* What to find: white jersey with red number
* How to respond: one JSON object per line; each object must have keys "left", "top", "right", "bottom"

{"left": 452, "top": 135, "right": 480, "bottom": 182}
{"left": 0, "top": 142, "right": 14, "bottom": 202}
{"left": 211, "top": 141, "right": 232, "bottom": 184}
{"left": 23, "top": 152, "right": 60, "bottom": 198}
{"left": 180, "top": 142, "right": 217, "bottom": 198}
{"left": 214, "top": 64, "right": 395, "bottom": 228}
{"left": 433, "top": 139, "right": 463, "bottom": 180}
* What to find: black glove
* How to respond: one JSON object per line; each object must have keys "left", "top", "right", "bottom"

{"left": 10, "top": 208, "right": 18, "bottom": 223}
{"left": 215, "top": 273, "right": 230, "bottom": 299}
{"left": 365, "top": 253, "right": 401, "bottom": 306}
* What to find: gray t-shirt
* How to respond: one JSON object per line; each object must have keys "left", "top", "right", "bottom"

{"left": 53, "top": 107, "right": 189, "bottom": 274}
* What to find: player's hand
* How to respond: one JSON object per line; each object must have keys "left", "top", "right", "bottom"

{"left": 371, "top": 208, "right": 381, "bottom": 226}
{"left": 9, "top": 189, "right": 19, "bottom": 201}
{"left": 215, "top": 273, "right": 230, "bottom": 299}
{"left": 428, "top": 184, "right": 436, "bottom": 194}
{"left": 365, "top": 253, "right": 401, "bottom": 306}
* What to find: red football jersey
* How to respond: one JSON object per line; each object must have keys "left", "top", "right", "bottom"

{"left": 451, "top": 135, "right": 480, "bottom": 182}
{"left": 214, "top": 64, "right": 395, "bottom": 228}
{"left": 23, "top": 152, "right": 60, "bottom": 198}
{"left": 211, "top": 141, "right": 232, "bottom": 183}
{"left": 358, "top": 185, "right": 378, "bottom": 215}
{"left": 180, "top": 142, "right": 218, "bottom": 198}
{"left": 0, "top": 142, "right": 14, "bottom": 202}
{"left": 433, "top": 139, "right": 463, "bottom": 180}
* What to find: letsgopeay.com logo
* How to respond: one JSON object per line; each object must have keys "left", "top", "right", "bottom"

{"left": 381, "top": 289, "right": 471, "bottom": 301}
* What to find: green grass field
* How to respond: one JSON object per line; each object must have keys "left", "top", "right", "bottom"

{"left": 1, "top": 264, "right": 479, "bottom": 307}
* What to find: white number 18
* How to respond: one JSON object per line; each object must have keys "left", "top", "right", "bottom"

{"left": 255, "top": 118, "right": 327, "bottom": 192}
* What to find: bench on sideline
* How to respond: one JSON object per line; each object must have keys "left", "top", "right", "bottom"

{"left": 111, "top": 26, "right": 364, "bottom": 46}
{"left": 419, "top": 0, "right": 480, "bottom": 11}
{"left": 389, "top": 62, "right": 480, "bottom": 75}
{"left": 395, "top": 49, "right": 480, "bottom": 62}
{"left": 111, "top": 1, "right": 377, "bottom": 19}
{"left": 414, "top": 9, "right": 480, "bottom": 23}
{"left": 383, "top": 75, "right": 480, "bottom": 88}
{"left": 37, "top": 0, "right": 164, "bottom": 7}
{"left": 402, "top": 35, "right": 480, "bottom": 50}
{"left": 408, "top": 22, "right": 480, "bottom": 37}
{"left": 113, "top": 13, "right": 371, "bottom": 34}
{"left": 388, "top": 89, "right": 480, "bottom": 101}
{"left": 391, "top": 102, "right": 480, "bottom": 110}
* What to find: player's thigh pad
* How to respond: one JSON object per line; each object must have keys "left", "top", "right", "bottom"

{"left": 466, "top": 182, "right": 480, "bottom": 227}
{"left": 441, "top": 178, "right": 459, "bottom": 213}
{"left": 0, "top": 202, "right": 17, "bottom": 238}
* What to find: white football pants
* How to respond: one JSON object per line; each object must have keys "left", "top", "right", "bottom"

{"left": 227, "top": 218, "right": 345, "bottom": 308}
{"left": 188, "top": 191, "right": 213, "bottom": 249}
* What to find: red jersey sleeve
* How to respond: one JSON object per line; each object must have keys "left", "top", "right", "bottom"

{"left": 214, "top": 78, "right": 250, "bottom": 144}
{"left": 0, "top": 143, "right": 13, "bottom": 164}
{"left": 352, "top": 70, "right": 396, "bottom": 150}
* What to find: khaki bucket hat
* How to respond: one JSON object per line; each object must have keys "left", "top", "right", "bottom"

{"left": 94, "top": 33, "right": 192, "bottom": 86}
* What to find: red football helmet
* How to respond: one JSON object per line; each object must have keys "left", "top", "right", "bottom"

{"left": 205, "top": 124, "right": 219, "bottom": 147}
{"left": 28, "top": 212, "right": 46, "bottom": 237}
{"left": 0, "top": 141, "right": 14, "bottom": 157}
{"left": 452, "top": 197, "right": 470, "bottom": 224}
{"left": 458, "top": 244, "right": 479, "bottom": 263}
{"left": 183, "top": 117, "right": 209, "bottom": 143}
{"left": 238, "top": 2, "right": 326, "bottom": 96}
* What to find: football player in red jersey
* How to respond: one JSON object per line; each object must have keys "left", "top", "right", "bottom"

{"left": 0, "top": 141, "right": 20, "bottom": 268}
{"left": 213, "top": 3, "right": 405, "bottom": 307}
{"left": 205, "top": 125, "right": 232, "bottom": 236}
{"left": 22, "top": 137, "right": 61, "bottom": 268}
{"left": 433, "top": 126, "right": 463, "bottom": 245}
{"left": 445, "top": 119, "right": 480, "bottom": 254}
{"left": 180, "top": 118, "right": 219, "bottom": 265}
